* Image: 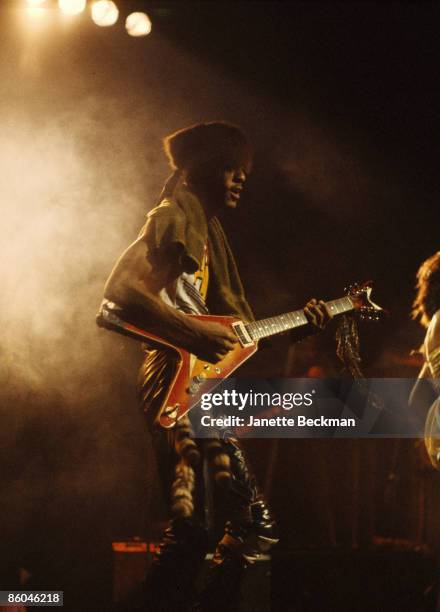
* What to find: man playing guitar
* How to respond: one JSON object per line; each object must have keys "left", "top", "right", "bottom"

{"left": 102, "top": 122, "right": 331, "bottom": 611}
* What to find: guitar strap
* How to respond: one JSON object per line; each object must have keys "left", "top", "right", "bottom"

{"left": 335, "top": 314, "right": 364, "bottom": 378}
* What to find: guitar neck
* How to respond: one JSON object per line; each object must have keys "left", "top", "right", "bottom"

{"left": 245, "top": 296, "right": 354, "bottom": 341}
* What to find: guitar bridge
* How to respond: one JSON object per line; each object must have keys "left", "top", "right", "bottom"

{"left": 232, "top": 321, "right": 254, "bottom": 347}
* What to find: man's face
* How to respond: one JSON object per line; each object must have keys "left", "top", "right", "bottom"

{"left": 222, "top": 166, "right": 247, "bottom": 209}
{"left": 187, "top": 163, "right": 248, "bottom": 212}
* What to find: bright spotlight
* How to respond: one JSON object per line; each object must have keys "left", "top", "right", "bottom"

{"left": 91, "top": 1, "right": 119, "bottom": 27}
{"left": 26, "top": 0, "right": 46, "bottom": 5}
{"left": 58, "top": 0, "right": 86, "bottom": 15}
{"left": 125, "top": 12, "right": 152, "bottom": 37}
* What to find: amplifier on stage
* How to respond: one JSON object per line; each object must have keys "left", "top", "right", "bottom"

{"left": 113, "top": 539, "right": 272, "bottom": 611}
{"left": 112, "top": 539, "right": 159, "bottom": 606}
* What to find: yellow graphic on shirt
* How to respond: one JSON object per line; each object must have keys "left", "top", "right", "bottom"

{"left": 193, "top": 244, "right": 209, "bottom": 301}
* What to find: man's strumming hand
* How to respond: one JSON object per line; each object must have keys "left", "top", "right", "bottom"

{"left": 188, "top": 320, "right": 238, "bottom": 363}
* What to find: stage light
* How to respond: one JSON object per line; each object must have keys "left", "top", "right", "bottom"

{"left": 58, "top": 0, "right": 86, "bottom": 15}
{"left": 125, "top": 12, "right": 152, "bottom": 37}
{"left": 91, "top": 1, "right": 119, "bottom": 27}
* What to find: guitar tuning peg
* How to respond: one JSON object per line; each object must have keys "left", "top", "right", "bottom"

{"left": 346, "top": 282, "right": 358, "bottom": 295}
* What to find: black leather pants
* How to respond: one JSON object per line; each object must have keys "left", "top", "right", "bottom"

{"left": 141, "top": 433, "right": 278, "bottom": 612}
{"left": 138, "top": 351, "right": 278, "bottom": 610}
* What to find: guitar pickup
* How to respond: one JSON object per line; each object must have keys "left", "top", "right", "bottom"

{"left": 231, "top": 321, "right": 254, "bottom": 347}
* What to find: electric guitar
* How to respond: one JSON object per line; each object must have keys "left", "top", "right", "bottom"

{"left": 96, "top": 282, "right": 382, "bottom": 428}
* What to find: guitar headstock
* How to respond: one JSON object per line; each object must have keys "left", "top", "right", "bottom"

{"left": 346, "top": 281, "right": 385, "bottom": 321}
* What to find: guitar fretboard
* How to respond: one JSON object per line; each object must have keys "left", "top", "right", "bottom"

{"left": 245, "top": 296, "right": 353, "bottom": 341}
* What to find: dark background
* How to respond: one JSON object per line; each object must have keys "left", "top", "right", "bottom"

{"left": 1, "top": 1, "right": 439, "bottom": 609}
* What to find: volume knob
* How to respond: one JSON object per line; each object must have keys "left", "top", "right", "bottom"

{"left": 194, "top": 373, "right": 206, "bottom": 383}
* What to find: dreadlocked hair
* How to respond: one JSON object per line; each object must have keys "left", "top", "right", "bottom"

{"left": 412, "top": 251, "right": 440, "bottom": 328}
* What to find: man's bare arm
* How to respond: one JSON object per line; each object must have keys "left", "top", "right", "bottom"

{"left": 103, "top": 238, "right": 237, "bottom": 362}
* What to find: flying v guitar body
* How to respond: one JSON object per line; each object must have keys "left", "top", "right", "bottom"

{"left": 97, "top": 306, "right": 258, "bottom": 428}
